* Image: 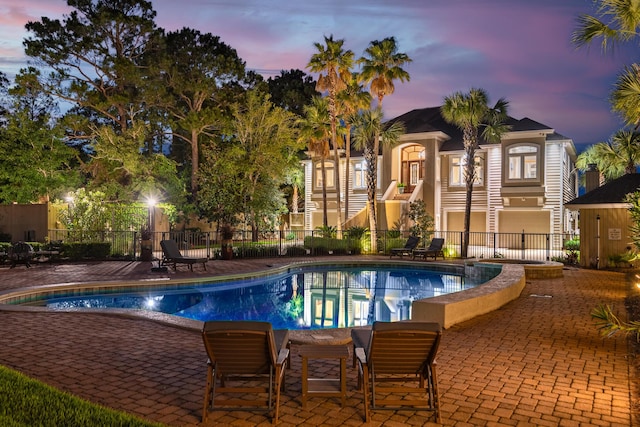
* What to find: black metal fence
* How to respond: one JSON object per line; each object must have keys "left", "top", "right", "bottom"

{"left": 45, "top": 229, "right": 577, "bottom": 262}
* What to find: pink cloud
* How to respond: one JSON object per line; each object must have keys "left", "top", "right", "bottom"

{"left": 1, "top": 0, "right": 634, "bottom": 151}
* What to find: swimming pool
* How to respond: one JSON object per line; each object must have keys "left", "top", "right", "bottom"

{"left": 19, "top": 263, "right": 480, "bottom": 330}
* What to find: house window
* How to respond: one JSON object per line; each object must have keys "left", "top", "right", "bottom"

{"left": 315, "top": 161, "right": 335, "bottom": 189}
{"left": 400, "top": 145, "right": 425, "bottom": 191}
{"left": 507, "top": 145, "right": 538, "bottom": 180}
{"left": 450, "top": 154, "right": 484, "bottom": 186}
{"left": 353, "top": 161, "right": 366, "bottom": 189}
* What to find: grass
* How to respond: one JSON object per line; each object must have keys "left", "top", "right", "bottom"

{"left": 0, "top": 365, "right": 163, "bottom": 427}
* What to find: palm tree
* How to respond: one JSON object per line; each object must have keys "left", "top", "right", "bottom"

{"left": 307, "top": 35, "right": 354, "bottom": 235}
{"left": 337, "top": 73, "right": 372, "bottom": 221}
{"left": 359, "top": 37, "right": 412, "bottom": 109}
{"left": 352, "top": 108, "right": 405, "bottom": 252}
{"left": 573, "top": 1, "right": 640, "bottom": 126}
{"left": 441, "top": 88, "right": 509, "bottom": 258}
{"left": 286, "top": 167, "right": 304, "bottom": 215}
{"left": 577, "top": 129, "right": 640, "bottom": 180}
{"left": 358, "top": 37, "right": 411, "bottom": 247}
{"left": 572, "top": 0, "right": 640, "bottom": 52}
{"left": 611, "top": 64, "right": 640, "bottom": 127}
{"left": 299, "top": 96, "right": 332, "bottom": 226}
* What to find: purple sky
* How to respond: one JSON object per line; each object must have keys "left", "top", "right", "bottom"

{"left": 0, "top": 0, "right": 637, "bottom": 152}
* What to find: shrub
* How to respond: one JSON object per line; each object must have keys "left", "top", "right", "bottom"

{"left": 564, "top": 238, "right": 580, "bottom": 251}
{"left": 303, "top": 236, "right": 360, "bottom": 255}
{"left": 237, "top": 244, "right": 279, "bottom": 258}
{"left": 379, "top": 237, "right": 408, "bottom": 254}
{"left": 286, "top": 245, "right": 308, "bottom": 256}
{"left": 314, "top": 225, "right": 337, "bottom": 238}
{"left": 61, "top": 242, "right": 111, "bottom": 260}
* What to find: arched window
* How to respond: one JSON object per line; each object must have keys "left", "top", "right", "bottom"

{"left": 400, "top": 145, "right": 425, "bottom": 190}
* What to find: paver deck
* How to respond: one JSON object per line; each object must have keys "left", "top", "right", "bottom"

{"left": 0, "top": 257, "right": 633, "bottom": 426}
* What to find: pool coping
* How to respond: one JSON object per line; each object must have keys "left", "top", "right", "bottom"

{"left": 0, "top": 259, "right": 525, "bottom": 332}
{"left": 412, "top": 262, "right": 526, "bottom": 328}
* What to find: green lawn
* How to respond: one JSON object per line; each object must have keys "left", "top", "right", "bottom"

{"left": 0, "top": 365, "right": 163, "bottom": 427}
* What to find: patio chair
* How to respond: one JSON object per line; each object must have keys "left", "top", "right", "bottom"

{"left": 201, "top": 321, "right": 290, "bottom": 424}
{"left": 412, "top": 238, "right": 445, "bottom": 260}
{"left": 160, "top": 239, "right": 207, "bottom": 271}
{"left": 389, "top": 235, "right": 420, "bottom": 259}
{"left": 351, "top": 321, "right": 442, "bottom": 423}
{"left": 9, "top": 242, "right": 33, "bottom": 268}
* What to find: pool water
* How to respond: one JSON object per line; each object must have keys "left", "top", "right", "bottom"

{"left": 40, "top": 265, "right": 478, "bottom": 330}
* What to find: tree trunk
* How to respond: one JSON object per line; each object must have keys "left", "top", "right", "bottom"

{"left": 329, "top": 92, "right": 343, "bottom": 236}
{"left": 191, "top": 128, "right": 199, "bottom": 197}
{"left": 365, "top": 144, "right": 378, "bottom": 253}
{"left": 461, "top": 143, "right": 476, "bottom": 258}
{"left": 321, "top": 155, "right": 328, "bottom": 227}
{"left": 344, "top": 125, "right": 352, "bottom": 226}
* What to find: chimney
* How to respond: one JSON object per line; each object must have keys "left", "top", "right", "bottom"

{"left": 585, "top": 164, "right": 601, "bottom": 193}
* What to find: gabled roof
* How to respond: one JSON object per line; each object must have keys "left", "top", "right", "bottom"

{"left": 386, "top": 106, "right": 557, "bottom": 152}
{"left": 565, "top": 173, "right": 640, "bottom": 206}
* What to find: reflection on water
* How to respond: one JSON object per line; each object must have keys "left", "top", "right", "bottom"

{"left": 43, "top": 266, "right": 476, "bottom": 330}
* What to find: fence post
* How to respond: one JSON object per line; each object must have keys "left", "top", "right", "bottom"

{"left": 134, "top": 231, "right": 138, "bottom": 260}
{"left": 493, "top": 232, "right": 497, "bottom": 258}
{"left": 546, "top": 234, "right": 550, "bottom": 261}
{"left": 206, "top": 232, "right": 210, "bottom": 259}
{"left": 521, "top": 230, "right": 525, "bottom": 260}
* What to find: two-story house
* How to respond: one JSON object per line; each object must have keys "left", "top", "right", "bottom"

{"left": 302, "top": 106, "right": 579, "bottom": 249}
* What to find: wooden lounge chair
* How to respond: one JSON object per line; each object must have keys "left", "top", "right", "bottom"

{"left": 160, "top": 239, "right": 207, "bottom": 271}
{"left": 412, "top": 238, "right": 445, "bottom": 260}
{"left": 201, "top": 321, "right": 290, "bottom": 424}
{"left": 351, "top": 321, "right": 442, "bottom": 423}
{"left": 389, "top": 235, "right": 420, "bottom": 259}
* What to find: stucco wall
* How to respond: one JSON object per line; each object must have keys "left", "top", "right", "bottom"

{"left": 0, "top": 204, "right": 49, "bottom": 242}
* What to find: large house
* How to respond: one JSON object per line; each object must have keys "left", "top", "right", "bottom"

{"left": 302, "top": 106, "right": 579, "bottom": 247}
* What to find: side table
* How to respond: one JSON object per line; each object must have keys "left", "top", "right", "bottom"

{"left": 299, "top": 344, "right": 349, "bottom": 408}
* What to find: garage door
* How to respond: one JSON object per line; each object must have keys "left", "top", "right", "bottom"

{"left": 498, "top": 210, "right": 550, "bottom": 249}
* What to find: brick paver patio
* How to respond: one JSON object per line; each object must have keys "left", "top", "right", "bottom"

{"left": 0, "top": 257, "right": 633, "bottom": 426}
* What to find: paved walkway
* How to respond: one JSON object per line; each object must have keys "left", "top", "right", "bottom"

{"left": 0, "top": 257, "right": 633, "bottom": 426}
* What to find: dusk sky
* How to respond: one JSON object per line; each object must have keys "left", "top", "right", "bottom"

{"left": 0, "top": 0, "right": 638, "bottom": 152}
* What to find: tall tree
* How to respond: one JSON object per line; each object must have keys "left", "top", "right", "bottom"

{"left": 23, "top": 0, "right": 162, "bottom": 133}
{"left": 358, "top": 36, "right": 411, "bottom": 246}
{"left": 267, "top": 69, "right": 319, "bottom": 116}
{"left": 160, "top": 27, "right": 247, "bottom": 197}
{"left": 199, "top": 90, "right": 300, "bottom": 238}
{"left": 87, "top": 121, "right": 184, "bottom": 201}
{"left": 0, "top": 71, "right": 12, "bottom": 128}
{"left": 284, "top": 167, "right": 304, "bottom": 215}
{"left": 611, "top": 63, "right": 640, "bottom": 127}
{"left": 299, "top": 96, "right": 332, "bottom": 226}
{"left": 0, "top": 68, "right": 80, "bottom": 203}
{"left": 352, "top": 107, "right": 405, "bottom": 252}
{"left": 576, "top": 129, "right": 640, "bottom": 179}
{"left": 573, "top": 1, "right": 640, "bottom": 126}
{"left": 572, "top": 0, "right": 640, "bottom": 52}
{"left": 442, "top": 88, "right": 509, "bottom": 258}
{"left": 307, "top": 35, "right": 354, "bottom": 234}
{"left": 338, "top": 73, "right": 372, "bottom": 221}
